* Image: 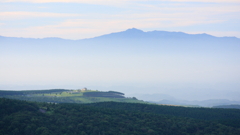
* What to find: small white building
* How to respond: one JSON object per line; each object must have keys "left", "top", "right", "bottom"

{"left": 81, "top": 87, "right": 87, "bottom": 91}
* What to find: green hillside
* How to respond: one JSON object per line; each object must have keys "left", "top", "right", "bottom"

{"left": 1, "top": 98, "right": 240, "bottom": 135}
{"left": 0, "top": 89, "right": 145, "bottom": 104}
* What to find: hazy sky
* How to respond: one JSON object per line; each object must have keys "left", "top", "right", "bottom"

{"left": 1, "top": 0, "right": 240, "bottom": 39}
{"left": 1, "top": 0, "right": 240, "bottom": 101}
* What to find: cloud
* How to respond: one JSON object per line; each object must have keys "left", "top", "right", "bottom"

{"left": 0, "top": 12, "right": 81, "bottom": 20}
{"left": 1, "top": 2, "right": 238, "bottom": 38}
{"left": 1, "top": 0, "right": 240, "bottom": 4}
{"left": 171, "top": 0, "right": 240, "bottom": 2}
{"left": 0, "top": 15, "right": 228, "bottom": 39}
{"left": 1, "top": 0, "right": 239, "bottom": 39}
{"left": 1, "top": 4, "right": 239, "bottom": 39}
{"left": 0, "top": 0, "right": 129, "bottom": 6}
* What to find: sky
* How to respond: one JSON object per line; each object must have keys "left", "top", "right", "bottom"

{"left": 1, "top": 0, "right": 240, "bottom": 101}
{"left": 0, "top": 0, "right": 240, "bottom": 39}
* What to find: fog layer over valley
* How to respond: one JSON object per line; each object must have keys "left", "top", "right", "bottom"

{"left": 1, "top": 28, "right": 240, "bottom": 101}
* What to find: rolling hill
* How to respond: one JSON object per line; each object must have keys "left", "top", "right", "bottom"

{"left": 0, "top": 89, "right": 144, "bottom": 104}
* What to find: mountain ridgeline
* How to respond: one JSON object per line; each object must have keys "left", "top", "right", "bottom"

{"left": 1, "top": 28, "right": 239, "bottom": 72}
{"left": 1, "top": 28, "right": 240, "bottom": 53}
{"left": 2, "top": 28, "right": 239, "bottom": 41}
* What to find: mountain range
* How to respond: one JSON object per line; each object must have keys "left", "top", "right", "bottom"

{"left": 1, "top": 28, "right": 239, "bottom": 39}
{"left": 1, "top": 28, "right": 240, "bottom": 43}
{"left": 1, "top": 28, "right": 240, "bottom": 56}
{"left": 1, "top": 28, "right": 240, "bottom": 54}
{"left": 1, "top": 28, "right": 240, "bottom": 101}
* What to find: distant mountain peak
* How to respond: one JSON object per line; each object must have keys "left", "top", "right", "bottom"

{"left": 125, "top": 28, "right": 144, "bottom": 33}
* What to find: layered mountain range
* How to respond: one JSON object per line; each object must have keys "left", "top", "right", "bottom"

{"left": 1, "top": 28, "right": 240, "bottom": 101}
{"left": 1, "top": 28, "right": 239, "bottom": 56}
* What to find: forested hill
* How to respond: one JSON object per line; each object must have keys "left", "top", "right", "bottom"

{"left": 87, "top": 102, "right": 240, "bottom": 128}
{"left": 0, "top": 89, "right": 143, "bottom": 104}
{"left": 1, "top": 98, "right": 240, "bottom": 135}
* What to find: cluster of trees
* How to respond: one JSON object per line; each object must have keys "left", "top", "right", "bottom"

{"left": 1, "top": 98, "right": 240, "bottom": 135}
{"left": 0, "top": 89, "right": 68, "bottom": 96}
{"left": 83, "top": 91, "right": 125, "bottom": 98}
{"left": 0, "top": 90, "right": 141, "bottom": 104}
{"left": 1, "top": 94, "right": 142, "bottom": 104}
{"left": 3, "top": 95, "right": 80, "bottom": 103}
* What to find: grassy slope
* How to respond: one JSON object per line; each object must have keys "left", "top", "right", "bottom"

{"left": 0, "top": 90, "right": 146, "bottom": 104}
